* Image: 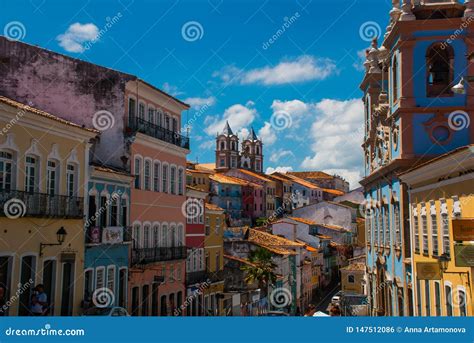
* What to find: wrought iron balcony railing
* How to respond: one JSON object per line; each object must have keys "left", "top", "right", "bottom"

{"left": 128, "top": 115, "right": 190, "bottom": 150}
{"left": 131, "top": 246, "right": 187, "bottom": 265}
{"left": 0, "top": 190, "right": 83, "bottom": 218}
{"left": 85, "top": 226, "right": 132, "bottom": 244}
{"left": 186, "top": 270, "right": 209, "bottom": 285}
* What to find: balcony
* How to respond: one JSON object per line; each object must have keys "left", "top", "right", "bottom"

{"left": 0, "top": 190, "right": 83, "bottom": 218}
{"left": 128, "top": 115, "right": 190, "bottom": 150}
{"left": 186, "top": 270, "right": 209, "bottom": 285}
{"left": 85, "top": 226, "right": 132, "bottom": 245}
{"left": 131, "top": 246, "right": 187, "bottom": 265}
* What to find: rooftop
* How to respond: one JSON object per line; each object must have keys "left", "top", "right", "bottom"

{"left": 288, "top": 171, "right": 334, "bottom": 179}
{"left": 210, "top": 174, "right": 249, "bottom": 186}
{"left": 285, "top": 174, "right": 321, "bottom": 190}
{"left": 205, "top": 203, "right": 224, "bottom": 211}
{"left": 0, "top": 96, "right": 99, "bottom": 134}
{"left": 238, "top": 169, "right": 273, "bottom": 182}
{"left": 340, "top": 263, "right": 366, "bottom": 271}
{"left": 249, "top": 229, "right": 304, "bottom": 255}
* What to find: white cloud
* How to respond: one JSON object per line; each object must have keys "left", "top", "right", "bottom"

{"left": 162, "top": 82, "right": 184, "bottom": 97}
{"left": 299, "top": 98, "right": 364, "bottom": 189}
{"left": 270, "top": 149, "right": 294, "bottom": 163}
{"left": 258, "top": 122, "right": 277, "bottom": 146}
{"left": 266, "top": 166, "right": 294, "bottom": 174}
{"left": 57, "top": 23, "right": 99, "bottom": 53}
{"left": 213, "top": 55, "right": 337, "bottom": 86}
{"left": 353, "top": 49, "right": 367, "bottom": 72}
{"left": 184, "top": 96, "right": 216, "bottom": 110}
{"left": 204, "top": 103, "right": 257, "bottom": 136}
{"left": 199, "top": 140, "right": 214, "bottom": 150}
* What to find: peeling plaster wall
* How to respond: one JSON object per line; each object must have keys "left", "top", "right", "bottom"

{"left": 0, "top": 37, "right": 136, "bottom": 169}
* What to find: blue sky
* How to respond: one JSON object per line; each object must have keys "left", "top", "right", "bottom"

{"left": 3, "top": 0, "right": 392, "bottom": 188}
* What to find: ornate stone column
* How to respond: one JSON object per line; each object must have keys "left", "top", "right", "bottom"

{"left": 465, "top": 0, "right": 474, "bottom": 18}
{"left": 400, "top": 0, "right": 416, "bottom": 21}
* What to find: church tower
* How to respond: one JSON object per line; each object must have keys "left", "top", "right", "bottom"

{"left": 215, "top": 121, "right": 239, "bottom": 171}
{"left": 240, "top": 127, "right": 263, "bottom": 172}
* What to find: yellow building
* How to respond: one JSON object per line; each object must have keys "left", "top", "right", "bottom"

{"left": 0, "top": 96, "right": 98, "bottom": 316}
{"left": 340, "top": 257, "right": 366, "bottom": 295}
{"left": 400, "top": 145, "right": 474, "bottom": 317}
{"left": 203, "top": 203, "right": 225, "bottom": 315}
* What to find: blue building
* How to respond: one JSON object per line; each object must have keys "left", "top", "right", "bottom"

{"left": 360, "top": 1, "right": 473, "bottom": 316}
{"left": 84, "top": 164, "right": 133, "bottom": 309}
{"left": 209, "top": 174, "right": 244, "bottom": 226}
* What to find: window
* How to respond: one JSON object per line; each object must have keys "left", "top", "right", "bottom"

{"left": 458, "top": 288, "right": 467, "bottom": 316}
{"left": 165, "top": 115, "right": 170, "bottom": 130}
{"left": 162, "top": 165, "right": 168, "bottom": 193}
{"left": 18, "top": 255, "right": 36, "bottom": 316}
{"left": 348, "top": 275, "right": 355, "bottom": 283}
{"left": 134, "top": 158, "right": 141, "bottom": 189}
{"left": 177, "top": 225, "right": 183, "bottom": 246}
{"left": 107, "top": 266, "right": 115, "bottom": 294}
{"left": 120, "top": 198, "right": 128, "bottom": 227}
{"left": 205, "top": 216, "right": 210, "bottom": 235}
{"left": 96, "top": 267, "right": 105, "bottom": 289}
{"left": 157, "top": 109, "right": 163, "bottom": 127}
{"left": 178, "top": 168, "right": 184, "bottom": 195}
{"left": 128, "top": 98, "right": 136, "bottom": 127}
{"left": 392, "top": 55, "right": 398, "bottom": 102}
{"left": 394, "top": 204, "right": 401, "bottom": 247}
{"left": 426, "top": 43, "right": 454, "bottom": 97}
{"left": 424, "top": 280, "right": 431, "bottom": 316}
{"left": 170, "top": 166, "right": 176, "bottom": 195}
{"left": 413, "top": 207, "right": 420, "bottom": 253}
{"left": 199, "top": 200, "right": 204, "bottom": 224}
{"left": 383, "top": 206, "right": 389, "bottom": 246}
{"left": 148, "top": 107, "right": 154, "bottom": 123}
{"left": 153, "top": 162, "right": 160, "bottom": 192}
{"left": 138, "top": 103, "right": 145, "bottom": 120}
{"left": 430, "top": 201, "right": 439, "bottom": 256}
{"left": 434, "top": 282, "right": 441, "bottom": 316}
{"left": 441, "top": 213, "right": 450, "bottom": 256}
{"left": 421, "top": 205, "right": 428, "bottom": 254}
{"left": 153, "top": 225, "right": 160, "bottom": 248}
{"left": 161, "top": 225, "right": 168, "bottom": 247}
{"left": 110, "top": 196, "right": 118, "bottom": 226}
{"left": 144, "top": 160, "right": 151, "bottom": 191}
{"left": 143, "top": 225, "right": 150, "bottom": 248}
{"left": 46, "top": 160, "right": 58, "bottom": 195}
{"left": 66, "top": 164, "right": 77, "bottom": 197}
{"left": 215, "top": 216, "right": 220, "bottom": 234}
{"left": 133, "top": 224, "right": 141, "bottom": 249}
{"left": 100, "top": 196, "right": 108, "bottom": 228}
{"left": 142, "top": 285, "right": 149, "bottom": 316}
{"left": 25, "top": 156, "right": 38, "bottom": 193}
{"left": 445, "top": 284, "right": 453, "bottom": 316}
{"left": 0, "top": 151, "right": 13, "bottom": 191}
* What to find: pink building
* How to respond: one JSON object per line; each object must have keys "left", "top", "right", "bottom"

{"left": 127, "top": 81, "right": 189, "bottom": 316}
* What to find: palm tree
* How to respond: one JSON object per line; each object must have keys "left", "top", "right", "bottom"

{"left": 241, "top": 247, "right": 277, "bottom": 294}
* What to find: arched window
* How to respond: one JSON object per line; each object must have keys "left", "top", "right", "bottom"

{"left": 143, "top": 225, "right": 150, "bottom": 248}
{"left": 133, "top": 224, "right": 141, "bottom": 249}
{"left": 25, "top": 155, "right": 39, "bottom": 193}
{"left": 426, "top": 43, "right": 454, "bottom": 97}
{"left": 144, "top": 160, "right": 151, "bottom": 191}
{"left": 220, "top": 141, "right": 225, "bottom": 151}
{"left": 0, "top": 151, "right": 14, "bottom": 191}
{"left": 153, "top": 224, "right": 160, "bottom": 248}
{"left": 392, "top": 55, "right": 398, "bottom": 102}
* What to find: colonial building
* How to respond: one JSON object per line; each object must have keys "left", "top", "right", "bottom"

{"left": 84, "top": 164, "right": 133, "bottom": 310}
{"left": 399, "top": 145, "right": 473, "bottom": 316}
{"left": 0, "top": 36, "right": 191, "bottom": 316}
{"left": 360, "top": 1, "right": 474, "bottom": 316}
{"left": 0, "top": 96, "right": 98, "bottom": 316}
{"left": 203, "top": 203, "right": 226, "bottom": 316}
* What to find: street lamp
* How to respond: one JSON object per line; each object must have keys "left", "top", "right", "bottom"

{"left": 39, "top": 227, "right": 67, "bottom": 257}
{"left": 438, "top": 253, "right": 450, "bottom": 273}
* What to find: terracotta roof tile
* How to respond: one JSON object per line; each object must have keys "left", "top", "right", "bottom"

{"left": 0, "top": 96, "right": 99, "bottom": 134}
{"left": 248, "top": 229, "right": 304, "bottom": 255}
{"left": 205, "top": 203, "right": 224, "bottom": 211}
